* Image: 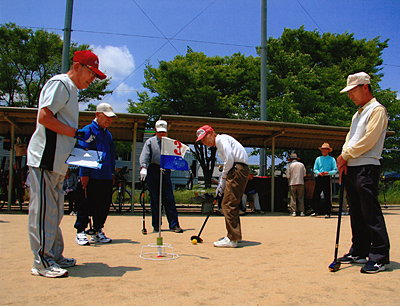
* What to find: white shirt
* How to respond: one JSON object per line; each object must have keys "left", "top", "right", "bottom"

{"left": 286, "top": 160, "right": 306, "bottom": 186}
{"left": 215, "top": 134, "right": 248, "bottom": 178}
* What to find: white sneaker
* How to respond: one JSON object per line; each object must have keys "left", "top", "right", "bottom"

{"left": 31, "top": 264, "right": 68, "bottom": 278}
{"left": 90, "top": 229, "right": 112, "bottom": 243}
{"left": 300, "top": 212, "right": 305, "bottom": 217}
{"left": 292, "top": 212, "right": 296, "bottom": 217}
{"left": 56, "top": 257, "right": 76, "bottom": 268}
{"left": 214, "top": 236, "right": 237, "bottom": 248}
{"left": 75, "top": 232, "right": 90, "bottom": 246}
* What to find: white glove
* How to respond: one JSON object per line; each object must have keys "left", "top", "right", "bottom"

{"left": 220, "top": 177, "right": 226, "bottom": 189}
{"left": 217, "top": 185, "right": 224, "bottom": 197}
{"left": 140, "top": 168, "right": 147, "bottom": 181}
{"left": 217, "top": 177, "right": 226, "bottom": 197}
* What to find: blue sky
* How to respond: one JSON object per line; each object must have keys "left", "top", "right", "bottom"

{"left": 1, "top": 0, "right": 399, "bottom": 164}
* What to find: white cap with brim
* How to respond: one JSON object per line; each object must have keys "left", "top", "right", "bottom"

{"left": 340, "top": 72, "right": 371, "bottom": 93}
{"left": 96, "top": 103, "right": 117, "bottom": 117}
{"left": 155, "top": 120, "right": 167, "bottom": 132}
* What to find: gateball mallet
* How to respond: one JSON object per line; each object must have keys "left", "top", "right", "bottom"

{"left": 140, "top": 181, "right": 147, "bottom": 235}
{"left": 84, "top": 188, "right": 97, "bottom": 236}
{"left": 329, "top": 175, "right": 345, "bottom": 272}
{"left": 190, "top": 197, "right": 217, "bottom": 243}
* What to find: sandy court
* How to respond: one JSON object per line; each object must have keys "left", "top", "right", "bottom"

{"left": 1, "top": 208, "right": 399, "bottom": 306}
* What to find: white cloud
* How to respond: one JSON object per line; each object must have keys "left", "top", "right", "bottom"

{"left": 92, "top": 45, "right": 135, "bottom": 80}
{"left": 113, "top": 82, "right": 136, "bottom": 97}
{"left": 78, "top": 95, "right": 130, "bottom": 114}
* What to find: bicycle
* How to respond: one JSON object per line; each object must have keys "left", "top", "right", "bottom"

{"left": 111, "top": 166, "right": 132, "bottom": 212}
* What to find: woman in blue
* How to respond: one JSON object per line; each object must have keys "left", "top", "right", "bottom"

{"left": 74, "top": 103, "right": 116, "bottom": 246}
{"left": 312, "top": 142, "right": 338, "bottom": 218}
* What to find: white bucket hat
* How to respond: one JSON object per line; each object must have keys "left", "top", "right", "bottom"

{"left": 340, "top": 72, "right": 371, "bottom": 93}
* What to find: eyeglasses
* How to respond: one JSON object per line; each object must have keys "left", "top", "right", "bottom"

{"left": 81, "top": 64, "right": 96, "bottom": 78}
{"left": 347, "top": 85, "right": 364, "bottom": 96}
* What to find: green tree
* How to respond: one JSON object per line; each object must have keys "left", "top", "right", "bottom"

{"left": 130, "top": 28, "right": 400, "bottom": 182}
{"left": 266, "top": 26, "right": 390, "bottom": 126}
{"left": 128, "top": 48, "right": 259, "bottom": 187}
{"left": 129, "top": 47, "right": 260, "bottom": 126}
{"left": 265, "top": 26, "right": 400, "bottom": 170}
{"left": 0, "top": 23, "right": 112, "bottom": 108}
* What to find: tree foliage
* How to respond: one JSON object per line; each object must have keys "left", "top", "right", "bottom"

{"left": 130, "top": 27, "right": 400, "bottom": 181}
{"left": 128, "top": 47, "right": 260, "bottom": 127}
{"left": 128, "top": 47, "right": 260, "bottom": 186}
{"left": 265, "top": 26, "right": 400, "bottom": 170}
{"left": 266, "top": 26, "right": 390, "bottom": 126}
{"left": 0, "top": 23, "right": 112, "bottom": 108}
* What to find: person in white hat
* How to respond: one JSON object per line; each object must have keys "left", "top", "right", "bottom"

{"left": 286, "top": 153, "right": 306, "bottom": 217}
{"left": 336, "top": 72, "right": 390, "bottom": 274}
{"left": 311, "top": 142, "right": 337, "bottom": 218}
{"left": 73, "top": 102, "right": 117, "bottom": 247}
{"left": 139, "top": 120, "right": 183, "bottom": 233}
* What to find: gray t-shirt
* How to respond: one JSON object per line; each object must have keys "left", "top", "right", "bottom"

{"left": 27, "top": 74, "right": 78, "bottom": 175}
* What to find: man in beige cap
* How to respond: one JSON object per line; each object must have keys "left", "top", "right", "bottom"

{"left": 286, "top": 153, "right": 306, "bottom": 217}
{"left": 74, "top": 102, "right": 117, "bottom": 246}
{"left": 311, "top": 142, "right": 337, "bottom": 218}
{"left": 336, "top": 72, "right": 390, "bottom": 274}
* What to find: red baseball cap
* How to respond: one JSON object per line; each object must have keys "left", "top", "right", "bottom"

{"left": 73, "top": 50, "right": 107, "bottom": 80}
{"left": 196, "top": 125, "right": 213, "bottom": 142}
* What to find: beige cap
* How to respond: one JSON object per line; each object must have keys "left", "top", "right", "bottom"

{"left": 340, "top": 72, "right": 371, "bottom": 93}
{"left": 96, "top": 103, "right": 116, "bottom": 117}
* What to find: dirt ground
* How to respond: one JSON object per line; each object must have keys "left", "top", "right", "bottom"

{"left": 1, "top": 208, "right": 399, "bottom": 306}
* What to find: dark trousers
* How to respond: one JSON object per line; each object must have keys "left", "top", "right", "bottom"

{"left": 345, "top": 165, "right": 390, "bottom": 264}
{"left": 312, "top": 176, "right": 332, "bottom": 215}
{"left": 147, "top": 163, "right": 179, "bottom": 229}
{"left": 74, "top": 179, "right": 113, "bottom": 233}
{"left": 66, "top": 189, "right": 78, "bottom": 213}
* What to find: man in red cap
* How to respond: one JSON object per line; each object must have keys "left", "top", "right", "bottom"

{"left": 196, "top": 125, "right": 249, "bottom": 248}
{"left": 27, "top": 50, "right": 106, "bottom": 278}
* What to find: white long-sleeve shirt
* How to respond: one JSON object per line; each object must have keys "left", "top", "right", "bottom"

{"left": 215, "top": 134, "right": 248, "bottom": 179}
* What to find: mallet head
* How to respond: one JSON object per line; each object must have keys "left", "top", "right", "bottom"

{"left": 142, "top": 228, "right": 147, "bottom": 235}
{"left": 190, "top": 235, "right": 203, "bottom": 243}
{"left": 329, "top": 261, "right": 341, "bottom": 272}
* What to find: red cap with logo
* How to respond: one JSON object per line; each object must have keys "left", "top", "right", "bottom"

{"left": 196, "top": 125, "right": 214, "bottom": 142}
{"left": 73, "top": 50, "right": 107, "bottom": 80}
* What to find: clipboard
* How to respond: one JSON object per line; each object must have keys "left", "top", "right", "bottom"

{"left": 66, "top": 147, "right": 105, "bottom": 169}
